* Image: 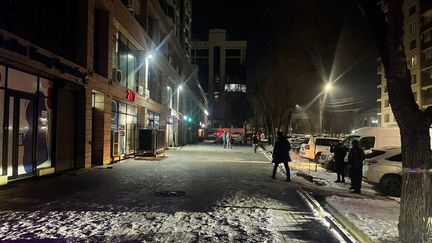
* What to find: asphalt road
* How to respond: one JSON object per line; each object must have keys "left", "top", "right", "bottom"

{"left": 0, "top": 144, "right": 339, "bottom": 242}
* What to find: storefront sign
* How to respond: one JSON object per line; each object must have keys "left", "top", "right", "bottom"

{"left": 126, "top": 90, "right": 136, "bottom": 102}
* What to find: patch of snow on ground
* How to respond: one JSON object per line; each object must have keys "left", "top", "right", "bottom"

{"left": 326, "top": 195, "right": 399, "bottom": 242}
{"left": 0, "top": 192, "right": 320, "bottom": 242}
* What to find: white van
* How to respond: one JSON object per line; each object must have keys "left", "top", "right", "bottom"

{"left": 319, "top": 127, "right": 401, "bottom": 164}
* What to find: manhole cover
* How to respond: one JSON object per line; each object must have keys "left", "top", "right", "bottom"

{"left": 154, "top": 191, "right": 186, "bottom": 197}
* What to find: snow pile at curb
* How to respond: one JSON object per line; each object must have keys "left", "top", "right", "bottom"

{"left": 326, "top": 195, "right": 399, "bottom": 242}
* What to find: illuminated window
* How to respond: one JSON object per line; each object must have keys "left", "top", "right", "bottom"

{"left": 410, "top": 55, "right": 417, "bottom": 67}
{"left": 409, "top": 21, "right": 416, "bottom": 33}
{"left": 224, "top": 84, "right": 247, "bottom": 93}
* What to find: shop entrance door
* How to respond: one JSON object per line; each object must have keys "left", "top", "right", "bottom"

{"left": 4, "top": 92, "right": 36, "bottom": 178}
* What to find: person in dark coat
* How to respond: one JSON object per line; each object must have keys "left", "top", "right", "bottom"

{"left": 272, "top": 131, "right": 292, "bottom": 181}
{"left": 252, "top": 133, "right": 259, "bottom": 153}
{"left": 348, "top": 140, "right": 365, "bottom": 193}
{"left": 331, "top": 142, "right": 348, "bottom": 183}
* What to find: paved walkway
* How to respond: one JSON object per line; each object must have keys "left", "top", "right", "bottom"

{"left": 0, "top": 144, "right": 338, "bottom": 242}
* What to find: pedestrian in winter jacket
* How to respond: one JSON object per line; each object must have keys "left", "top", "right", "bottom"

{"left": 331, "top": 142, "right": 348, "bottom": 183}
{"left": 272, "top": 132, "right": 292, "bottom": 181}
{"left": 348, "top": 140, "right": 365, "bottom": 193}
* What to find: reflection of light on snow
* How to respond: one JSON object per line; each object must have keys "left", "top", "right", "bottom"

{"left": 298, "top": 191, "right": 350, "bottom": 243}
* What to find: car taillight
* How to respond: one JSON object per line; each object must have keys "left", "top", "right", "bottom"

{"left": 305, "top": 145, "right": 310, "bottom": 150}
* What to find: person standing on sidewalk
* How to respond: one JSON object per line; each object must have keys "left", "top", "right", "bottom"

{"left": 252, "top": 133, "right": 259, "bottom": 153}
{"left": 222, "top": 131, "right": 227, "bottom": 148}
{"left": 348, "top": 140, "right": 365, "bottom": 193}
{"left": 226, "top": 132, "right": 232, "bottom": 149}
{"left": 271, "top": 131, "right": 292, "bottom": 181}
{"left": 331, "top": 142, "right": 348, "bottom": 183}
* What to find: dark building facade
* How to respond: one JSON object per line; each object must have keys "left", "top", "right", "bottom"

{"left": 192, "top": 29, "right": 247, "bottom": 128}
{"left": 0, "top": 0, "right": 207, "bottom": 184}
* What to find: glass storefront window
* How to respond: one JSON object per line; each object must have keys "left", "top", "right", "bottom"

{"left": 111, "top": 100, "right": 137, "bottom": 157}
{"left": 147, "top": 110, "right": 161, "bottom": 129}
{"left": 127, "top": 104, "right": 137, "bottom": 115}
{"left": 36, "top": 96, "right": 53, "bottom": 169}
{"left": 119, "top": 113, "right": 126, "bottom": 155}
{"left": 0, "top": 89, "right": 3, "bottom": 166}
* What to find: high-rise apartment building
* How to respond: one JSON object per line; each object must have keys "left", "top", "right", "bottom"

{"left": 0, "top": 0, "right": 207, "bottom": 184}
{"left": 192, "top": 29, "right": 247, "bottom": 128}
{"left": 378, "top": 0, "right": 432, "bottom": 127}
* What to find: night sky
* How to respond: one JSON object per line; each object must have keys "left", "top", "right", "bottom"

{"left": 192, "top": 0, "right": 379, "bottom": 111}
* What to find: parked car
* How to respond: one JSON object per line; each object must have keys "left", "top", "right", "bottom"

{"left": 322, "top": 146, "right": 387, "bottom": 175}
{"left": 319, "top": 127, "right": 402, "bottom": 166}
{"left": 363, "top": 147, "right": 402, "bottom": 196}
{"left": 290, "top": 137, "right": 310, "bottom": 152}
{"left": 300, "top": 137, "right": 341, "bottom": 162}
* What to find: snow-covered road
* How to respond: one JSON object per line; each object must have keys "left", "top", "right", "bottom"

{"left": 0, "top": 145, "right": 338, "bottom": 242}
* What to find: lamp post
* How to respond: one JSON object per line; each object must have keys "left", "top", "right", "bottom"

{"left": 319, "top": 83, "right": 333, "bottom": 134}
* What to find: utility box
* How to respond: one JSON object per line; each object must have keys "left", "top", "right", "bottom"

{"left": 138, "top": 129, "right": 166, "bottom": 156}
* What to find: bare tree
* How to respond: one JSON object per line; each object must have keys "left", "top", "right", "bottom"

{"left": 360, "top": 1, "right": 432, "bottom": 241}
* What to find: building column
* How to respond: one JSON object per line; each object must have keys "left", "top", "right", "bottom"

{"left": 102, "top": 95, "right": 112, "bottom": 164}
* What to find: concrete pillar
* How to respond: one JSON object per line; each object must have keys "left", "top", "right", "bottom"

{"left": 102, "top": 95, "right": 112, "bottom": 164}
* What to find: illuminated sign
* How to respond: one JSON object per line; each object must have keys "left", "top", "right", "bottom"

{"left": 126, "top": 90, "right": 136, "bottom": 102}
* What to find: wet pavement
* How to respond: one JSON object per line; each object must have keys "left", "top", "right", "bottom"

{"left": 0, "top": 144, "right": 339, "bottom": 242}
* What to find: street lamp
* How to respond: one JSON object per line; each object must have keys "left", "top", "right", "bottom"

{"left": 144, "top": 52, "right": 154, "bottom": 97}
{"left": 319, "top": 82, "right": 334, "bottom": 134}
{"left": 324, "top": 83, "right": 333, "bottom": 92}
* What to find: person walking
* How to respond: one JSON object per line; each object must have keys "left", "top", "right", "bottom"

{"left": 272, "top": 131, "right": 292, "bottom": 182}
{"left": 331, "top": 142, "right": 348, "bottom": 183}
{"left": 348, "top": 140, "right": 365, "bottom": 193}
{"left": 252, "top": 133, "right": 259, "bottom": 153}
{"left": 226, "top": 132, "right": 232, "bottom": 149}
{"left": 222, "top": 131, "right": 227, "bottom": 148}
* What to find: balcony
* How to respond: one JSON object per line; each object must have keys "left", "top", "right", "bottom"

{"left": 422, "top": 92, "right": 432, "bottom": 106}
{"left": 421, "top": 0, "right": 432, "bottom": 14}
{"left": 421, "top": 58, "right": 432, "bottom": 69}
{"left": 422, "top": 40, "right": 432, "bottom": 50}
{"left": 422, "top": 21, "right": 432, "bottom": 32}
{"left": 422, "top": 73, "right": 432, "bottom": 87}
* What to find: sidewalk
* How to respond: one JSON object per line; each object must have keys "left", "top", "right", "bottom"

{"left": 260, "top": 144, "right": 400, "bottom": 242}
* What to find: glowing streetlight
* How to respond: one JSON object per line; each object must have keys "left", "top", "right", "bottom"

{"left": 324, "top": 83, "right": 333, "bottom": 92}
{"left": 320, "top": 82, "right": 335, "bottom": 134}
{"left": 146, "top": 53, "right": 153, "bottom": 60}
{"left": 178, "top": 85, "right": 183, "bottom": 91}
{"left": 204, "top": 109, "right": 209, "bottom": 116}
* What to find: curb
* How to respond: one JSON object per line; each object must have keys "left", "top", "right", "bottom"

{"left": 299, "top": 189, "right": 375, "bottom": 243}
{"left": 298, "top": 189, "right": 356, "bottom": 243}
{"left": 324, "top": 202, "right": 375, "bottom": 243}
